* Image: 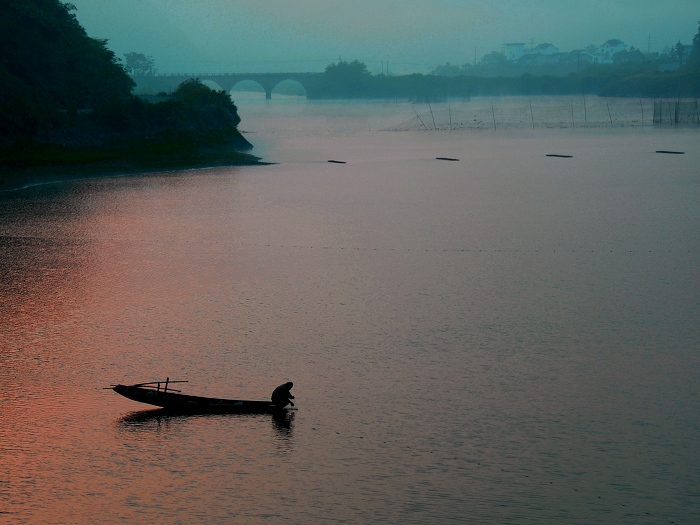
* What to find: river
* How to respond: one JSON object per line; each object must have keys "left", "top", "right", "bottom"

{"left": 1, "top": 97, "right": 698, "bottom": 524}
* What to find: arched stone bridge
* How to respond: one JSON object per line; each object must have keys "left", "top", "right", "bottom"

{"left": 132, "top": 73, "right": 326, "bottom": 99}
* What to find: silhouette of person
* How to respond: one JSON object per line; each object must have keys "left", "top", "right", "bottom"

{"left": 271, "top": 381, "right": 295, "bottom": 408}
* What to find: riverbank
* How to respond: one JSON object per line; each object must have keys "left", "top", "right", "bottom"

{"left": 0, "top": 134, "right": 268, "bottom": 192}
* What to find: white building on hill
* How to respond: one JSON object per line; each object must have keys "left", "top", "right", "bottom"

{"left": 532, "top": 43, "right": 559, "bottom": 55}
{"left": 504, "top": 43, "right": 526, "bottom": 61}
{"left": 598, "top": 39, "right": 627, "bottom": 63}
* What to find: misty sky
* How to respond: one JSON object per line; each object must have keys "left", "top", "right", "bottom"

{"left": 72, "top": 0, "right": 698, "bottom": 74}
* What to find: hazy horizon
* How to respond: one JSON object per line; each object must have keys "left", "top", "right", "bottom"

{"left": 73, "top": 1, "right": 698, "bottom": 74}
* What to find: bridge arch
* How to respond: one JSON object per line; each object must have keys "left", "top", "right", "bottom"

{"left": 201, "top": 79, "right": 225, "bottom": 92}
{"left": 132, "top": 73, "right": 325, "bottom": 99}
{"left": 271, "top": 79, "right": 307, "bottom": 98}
{"left": 230, "top": 80, "right": 267, "bottom": 100}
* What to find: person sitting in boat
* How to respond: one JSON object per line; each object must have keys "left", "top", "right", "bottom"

{"left": 271, "top": 382, "right": 295, "bottom": 408}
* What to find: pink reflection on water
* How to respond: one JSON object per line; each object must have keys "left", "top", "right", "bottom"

{"left": 1, "top": 115, "right": 699, "bottom": 523}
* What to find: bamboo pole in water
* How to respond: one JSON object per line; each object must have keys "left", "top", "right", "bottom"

{"left": 571, "top": 99, "right": 575, "bottom": 128}
{"left": 491, "top": 100, "right": 496, "bottom": 130}
{"left": 412, "top": 105, "right": 429, "bottom": 131}
{"left": 606, "top": 97, "right": 613, "bottom": 127}
{"left": 428, "top": 100, "right": 436, "bottom": 130}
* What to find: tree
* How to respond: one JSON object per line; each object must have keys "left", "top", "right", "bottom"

{"left": 689, "top": 20, "right": 700, "bottom": 69}
{"left": 0, "top": 0, "right": 134, "bottom": 142}
{"left": 323, "top": 60, "right": 370, "bottom": 97}
{"left": 432, "top": 62, "right": 462, "bottom": 77}
{"left": 675, "top": 41, "right": 685, "bottom": 66}
{"left": 613, "top": 47, "right": 644, "bottom": 66}
{"left": 124, "top": 52, "right": 157, "bottom": 76}
{"left": 92, "top": 77, "right": 246, "bottom": 148}
{"left": 480, "top": 51, "right": 507, "bottom": 66}
{"left": 432, "top": 62, "right": 473, "bottom": 77}
{"left": 324, "top": 60, "right": 370, "bottom": 79}
{"left": 171, "top": 78, "right": 241, "bottom": 130}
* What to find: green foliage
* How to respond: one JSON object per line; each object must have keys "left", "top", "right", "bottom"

{"left": 93, "top": 79, "right": 245, "bottom": 146}
{"left": 0, "top": 1, "right": 256, "bottom": 178}
{"left": 480, "top": 51, "right": 507, "bottom": 66}
{"left": 310, "top": 62, "right": 699, "bottom": 100}
{"left": 324, "top": 60, "right": 370, "bottom": 79}
{"left": 612, "top": 48, "right": 644, "bottom": 66}
{"left": 432, "top": 62, "right": 474, "bottom": 77}
{"left": 674, "top": 41, "right": 686, "bottom": 66}
{"left": 124, "top": 52, "right": 157, "bottom": 76}
{"left": 689, "top": 20, "right": 700, "bottom": 69}
{"left": 323, "top": 60, "right": 371, "bottom": 97}
{"left": 171, "top": 78, "right": 242, "bottom": 130}
{"left": 0, "top": 0, "right": 134, "bottom": 143}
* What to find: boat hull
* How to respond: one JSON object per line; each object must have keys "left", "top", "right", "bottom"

{"left": 113, "top": 384, "right": 282, "bottom": 414}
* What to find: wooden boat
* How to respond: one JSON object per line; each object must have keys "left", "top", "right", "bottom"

{"left": 111, "top": 379, "right": 284, "bottom": 414}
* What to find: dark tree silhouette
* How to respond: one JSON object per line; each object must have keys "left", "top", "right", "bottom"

{"left": 0, "top": 0, "right": 133, "bottom": 142}
{"left": 689, "top": 20, "right": 700, "bottom": 69}
{"left": 124, "top": 52, "right": 157, "bottom": 76}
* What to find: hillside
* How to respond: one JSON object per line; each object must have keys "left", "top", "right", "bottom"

{"left": 0, "top": 0, "right": 259, "bottom": 190}
{"left": 0, "top": 0, "right": 133, "bottom": 144}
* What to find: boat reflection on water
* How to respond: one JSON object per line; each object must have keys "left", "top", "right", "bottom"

{"left": 271, "top": 408, "right": 295, "bottom": 436}
{"left": 117, "top": 407, "right": 296, "bottom": 435}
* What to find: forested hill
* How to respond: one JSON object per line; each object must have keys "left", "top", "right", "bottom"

{"left": 0, "top": 0, "right": 252, "bottom": 170}
{"left": 0, "top": 0, "right": 134, "bottom": 143}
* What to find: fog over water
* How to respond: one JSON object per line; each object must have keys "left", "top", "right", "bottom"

{"left": 71, "top": 0, "right": 698, "bottom": 73}
{"left": 1, "top": 99, "right": 698, "bottom": 523}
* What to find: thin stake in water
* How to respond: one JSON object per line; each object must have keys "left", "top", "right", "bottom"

{"left": 571, "top": 99, "right": 575, "bottom": 128}
{"left": 412, "top": 105, "right": 429, "bottom": 131}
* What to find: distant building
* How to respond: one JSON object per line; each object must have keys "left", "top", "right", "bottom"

{"left": 598, "top": 39, "right": 627, "bottom": 63}
{"left": 532, "top": 43, "right": 559, "bottom": 55}
{"left": 517, "top": 52, "right": 561, "bottom": 66}
{"left": 495, "top": 38, "right": 643, "bottom": 69}
{"left": 546, "top": 49, "right": 595, "bottom": 70}
{"left": 568, "top": 50, "right": 595, "bottom": 65}
{"left": 504, "top": 43, "right": 526, "bottom": 61}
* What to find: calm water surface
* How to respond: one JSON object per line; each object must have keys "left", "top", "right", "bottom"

{"left": 1, "top": 99, "right": 699, "bottom": 524}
